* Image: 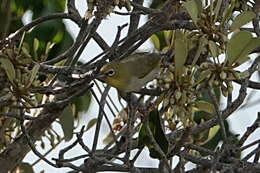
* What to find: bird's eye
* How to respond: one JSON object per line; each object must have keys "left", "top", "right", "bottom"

{"left": 106, "top": 69, "right": 115, "bottom": 77}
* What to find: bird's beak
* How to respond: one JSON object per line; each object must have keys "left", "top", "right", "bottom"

{"left": 96, "top": 72, "right": 106, "bottom": 83}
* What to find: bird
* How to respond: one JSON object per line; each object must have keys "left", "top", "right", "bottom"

{"left": 98, "top": 52, "right": 163, "bottom": 92}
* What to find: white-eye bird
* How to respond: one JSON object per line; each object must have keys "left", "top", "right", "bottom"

{"left": 98, "top": 52, "right": 162, "bottom": 92}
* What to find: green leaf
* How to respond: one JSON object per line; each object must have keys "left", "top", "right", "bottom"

{"left": 201, "top": 120, "right": 240, "bottom": 157}
{"left": 208, "top": 40, "right": 219, "bottom": 58}
{"left": 183, "top": 0, "right": 202, "bottom": 23}
{"left": 0, "top": 58, "right": 16, "bottom": 85}
{"left": 163, "top": 30, "right": 173, "bottom": 40}
{"left": 227, "top": 31, "right": 251, "bottom": 64}
{"left": 174, "top": 30, "right": 188, "bottom": 78}
{"left": 235, "top": 56, "right": 250, "bottom": 66}
{"left": 59, "top": 105, "right": 74, "bottom": 141}
{"left": 226, "top": 31, "right": 260, "bottom": 65}
{"left": 18, "top": 32, "right": 26, "bottom": 52}
{"left": 19, "top": 162, "right": 35, "bottom": 173}
{"left": 192, "top": 37, "right": 208, "bottom": 65}
{"left": 221, "top": 1, "right": 235, "bottom": 25}
{"left": 33, "top": 38, "right": 39, "bottom": 58}
{"left": 151, "top": 31, "right": 168, "bottom": 51}
{"left": 163, "top": 30, "right": 173, "bottom": 46}
{"left": 230, "top": 11, "right": 256, "bottom": 31}
{"left": 86, "top": 118, "right": 97, "bottom": 131}
{"left": 22, "top": 43, "right": 32, "bottom": 58}
{"left": 162, "top": 46, "right": 170, "bottom": 53}
{"left": 45, "top": 42, "right": 55, "bottom": 55}
{"left": 103, "top": 132, "right": 113, "bottom": 145}
{"left": 194, "top": 70, "right": 211, "bottom": 85}
{"left": 27, "top": 63, "right": 40, "bottom": 88}
{"left": 194, "top": 100, "right": 215, "bottom": 114}
{"left": 52, "top": 31, "right": 64, "bottom": 43}
{"left": 206, "top": 125, "right": 220, "bottom": 143}
{"left": 236, "top": 37, "right": 260, "bottom": 62}
{"left": 239, "top": 70, "right": 250, "bottom": 79}
{"left": 72, "top": 91, "right": 92, "bottom": 119}
{"left": 151, "top": 34, "right": 161, "bottom": 51}
{"left": 213, "top": 0, "right": 222, "bottom": 22}
{"left": 138, "top": 110, "right": 169, "bottom": 159}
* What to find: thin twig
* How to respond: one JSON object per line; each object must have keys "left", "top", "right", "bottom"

{"left": 239, "top": 113, "right": 260, "bottom": 146}
{"left": 253, "top": 144, "right": 260, "bottom": 163}
{"left": 53, "top": 154, "right": 89, "bottom": 163}
{"left": 76, "top": 126, "right": 92, "bottom": 153}
{"left": 93, "top": 32, "right": 110, "bottom": 50}
{"left": 91, "top": 87, "right": 117, "bottom": 153}
{"left": 185, "top": 144, "right": 215, "bottom": 156}
{"left": 113, "top": 10, "right": 145, "bottom": 16}
{"left": 70, "top": 16, "right": 104, "bottom": 66}
{"left": 240, "top": 139, "right": 260, "bottom": 151}
{"left": 32, "top": 137, "right": 64, "bottom": 166}
{"left": 131, "top": 147, "right": 144, "bottom": 163}
{"left": 0, "top": 112, "right": 37, "bottom": 120}
{"left": 128, "top": 0, "right": 143, "bottom": 35}
{"left": 0, "top": 13, "right": 78, "bottom": 49}
{"left": 130, "top": 1, "right": 161, "bottom": 15}
{"left": 242, "top": 144, "right": 260, "bottom": 161}
{"left": 44, "top": 20, "right": 89, "bottom": 65}
{"left": 207, "top": 89, "right": 227, "bottom": 141}
{"left": 20, "top": 120, "right": 58, "bottom": 168}
{"left": 94, "top": 80, "right": 117, "bottom": 117}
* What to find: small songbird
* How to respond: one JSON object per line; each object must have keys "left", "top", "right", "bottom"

{"left": 98, "top": 52, "right": 162, "bottom": 92}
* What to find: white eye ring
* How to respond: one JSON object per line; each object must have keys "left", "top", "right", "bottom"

{"left": 106, "top": 69, "right": 115, "bottom": 77}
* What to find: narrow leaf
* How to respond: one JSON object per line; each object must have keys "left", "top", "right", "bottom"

{"left": 45, "top": 42, "right": 55, "bottom": 55}
{"left": 163, "top": 30, "right": 173, "bottom": 46}
{"left": 194, "top": 70, "right": 211, "bottom": 85}
{"left": 183, "top": 0, "right": 202, "bottom": 23}
{"left": 230, "top": 11, "right": 256, "bottom": 31}
{"left": 103, "top": 132, "right": 113, "bottom": 145}
{"left": 174, "top": 31, "right": 188, "bottom": 78}
{"left": 18, "top": 32, "right": 26, "bottom": 53}
{"left": 59, "top": 105, "right": 74, "bottom": 141}
{"left": 86, "top": 118, "right": 97, "bottom": 130}
{"left": 214, "top": 0, "right": 222, "bottom": 22}
{"left": 27, "top": 63, "right": 40, "bottom": 88}
{"left": 138, "top": 110, "right": 169, "bottom": 159}
{"left": 208, "top": 40, "right": 219, "bottom": 58}
{"left": 151, "top": 34, "right": 161, "bottom": 50}
{"left": 234, "top": 56, "right": 250, "bottom": 66}
{"left": 207, "top": 125, "right": 220, "bottom": 143}
{"left": 72, "top": 92, "right": 92, "bottom": 119}
{"left": 221, "top": 1, "right": 235, "bottom": 25}
{"left": 33, "top": 38, "right": 39, "bottom": 58}
{"left": 22, "top": 43, "right": 31, "bottom": 58}
{"left": 192, "top": 37, "right": 207, "bottom": 65}
{"left": 0, "top": 58, "right": 16, "bottom": 85}
{"left": 19, "top": 162, "right": 35, "bottom": 173}
{"left": 194, "top": 100, "right": 215, "bottom": 114}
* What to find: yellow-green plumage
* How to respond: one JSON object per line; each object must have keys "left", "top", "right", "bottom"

{"left": 99, "top": 52, "right": 162, "bottom": 92}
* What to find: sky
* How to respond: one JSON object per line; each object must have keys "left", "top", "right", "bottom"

{"left": 23, "top": 0, "right": 260, "bottom": 172}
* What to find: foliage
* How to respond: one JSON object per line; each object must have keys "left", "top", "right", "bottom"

{"left": 0, "top": 0, "right": 260, "bottom": 173}
{"left": 0, "top": 0, "right": 91, "bottom": 172}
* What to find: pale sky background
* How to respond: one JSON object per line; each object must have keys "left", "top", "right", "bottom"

{"left": 23, "top": 0, "right": 260, "bottom": 172}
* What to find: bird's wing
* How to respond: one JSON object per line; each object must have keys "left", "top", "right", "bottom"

{"left": 123, "top": 53, "right": 162, "bottom": 79}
